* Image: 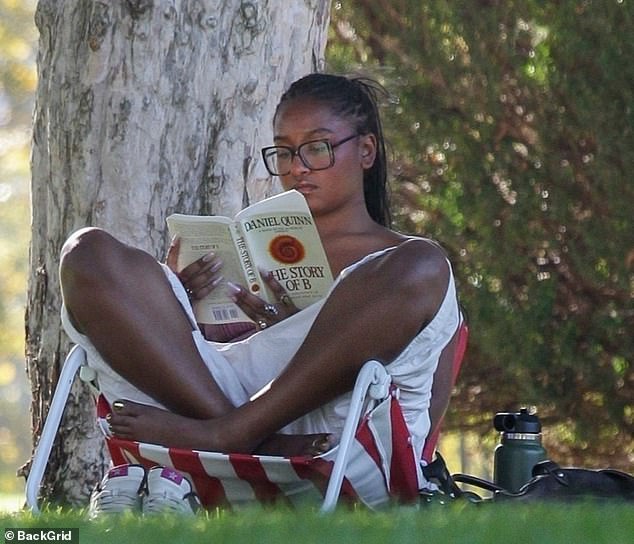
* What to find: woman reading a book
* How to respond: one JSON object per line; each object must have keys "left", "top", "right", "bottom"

{"left": 60, "top": 73, "right": 463, "bottom": 459}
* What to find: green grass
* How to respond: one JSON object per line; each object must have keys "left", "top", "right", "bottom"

{"left": 2, "top": 503, "right": 633, "bottom": 544}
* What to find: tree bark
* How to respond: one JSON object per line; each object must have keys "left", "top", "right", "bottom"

{"left": 25, "top": 0, "right": 331, "bottom": 505}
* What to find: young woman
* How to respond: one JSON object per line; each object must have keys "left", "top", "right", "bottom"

{"left": 59, "top": 73, "right": 462, "bottom": 460}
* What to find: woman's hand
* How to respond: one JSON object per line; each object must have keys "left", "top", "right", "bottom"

{"left": 167, "top": 237, "right": 298, "bottom": 331}
{"left": 166, "top": 236, "right": 224, "bottom": 301}
{"left": 227, "top": 270, "right": 299, "bottom": 331}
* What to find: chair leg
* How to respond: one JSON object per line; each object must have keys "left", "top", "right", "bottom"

{"left": 25, "top": 345, "right": 86, "bottom": 513}
{"left": 320, "top": 360, "right": 390, "bottom": 513}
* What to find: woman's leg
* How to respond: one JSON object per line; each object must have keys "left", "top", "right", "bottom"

{"left": 59, "top": 227, "right": 234, "bottom": 419}
{"left": 109, "top": 239, "right": 450, "bottom": 453}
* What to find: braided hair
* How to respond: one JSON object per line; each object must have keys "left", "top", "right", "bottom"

{"left": 275, "top": 73, "right": 391, "bottom": 227}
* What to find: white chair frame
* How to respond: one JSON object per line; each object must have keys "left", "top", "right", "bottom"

{"left": 25, "top": 345, "right": 393, "bottom": 514}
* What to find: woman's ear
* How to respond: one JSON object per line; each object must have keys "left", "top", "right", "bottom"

{"left": 359, "top": 134, "right": 377, "bottom": 169}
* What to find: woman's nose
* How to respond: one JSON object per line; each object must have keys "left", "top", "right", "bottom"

{"left": 289, "top": 152, "right": 310, "bottom": 175}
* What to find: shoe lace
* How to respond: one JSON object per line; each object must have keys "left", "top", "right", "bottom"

{"left": 90, "top": 488, "right": 141, "bottom": 514}
{"left": 144, "top": 492, "right": 197, "bottom": 515}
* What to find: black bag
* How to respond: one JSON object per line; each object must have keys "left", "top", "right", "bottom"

{"left": 422, "top": 455, "right": 634, "bottom": 503}
{"left": 493, "top": 460, "right": 634, "bottom": 502}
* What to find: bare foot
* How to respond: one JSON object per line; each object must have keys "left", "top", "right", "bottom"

{"left": 108, "top": 400, "right": 333, "bottom": 456}
{"left": 108, "top": 400, "right": 221, "bottom": 450}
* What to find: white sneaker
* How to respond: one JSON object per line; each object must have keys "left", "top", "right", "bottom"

{"left": 143, "top": 466, "right": 201, "bottom": 516}
{"left": 88, "top": 464, "right": 146, "bottom": 518}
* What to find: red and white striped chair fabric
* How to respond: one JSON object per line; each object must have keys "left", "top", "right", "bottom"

{"left": 26, "top": 321, "right": 467, "bottom": 513}
{"left": 97, "top": 377, "right": 420, "bottom": 510}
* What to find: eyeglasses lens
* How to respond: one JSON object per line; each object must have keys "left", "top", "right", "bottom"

{"left": 264, "top": 140, "right": 334, "bottom": 175}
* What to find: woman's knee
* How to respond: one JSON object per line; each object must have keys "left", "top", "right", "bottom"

{"left": 60, "top": 227, "right": 140, "bottom": 297}
{"left": 60, "top": 227, "right": 118, "bottom": 276}
{"left": 60, "top": 227, "right": 162, "bottom": 293}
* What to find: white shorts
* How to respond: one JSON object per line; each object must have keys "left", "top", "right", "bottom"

{"left": 61, "top": 247, "right": 460, "bottom": 449}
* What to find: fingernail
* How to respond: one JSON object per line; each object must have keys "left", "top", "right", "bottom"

{"left": 258, "top": 268, "right": 273, "bottom": 279}
{"left": 210, "top": 275, "right": 224, "bottom": 288}
{"left": 226, "top": 281, "right": 241, "bottom": 296}
{"left": 202, "top": 252, "right": 215, "bottom": 262}
{"left": 112, "top": 400, "right": 125, "bottom": 412}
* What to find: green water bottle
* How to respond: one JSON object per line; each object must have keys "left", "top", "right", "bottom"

{"left": 493, "top": 408, "right": 547, "bottom": 493}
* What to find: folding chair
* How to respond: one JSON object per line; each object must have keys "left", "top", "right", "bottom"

{"left": 26, "top": 321, "right": 468, "bottom": 513}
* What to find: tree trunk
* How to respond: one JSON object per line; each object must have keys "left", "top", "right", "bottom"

{"left": 25, "top": 0, "right": 331, "bottom": 505}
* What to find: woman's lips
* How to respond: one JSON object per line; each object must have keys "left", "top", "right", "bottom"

{"left": 293, "top": 181, "right": 317, "bottom": 194}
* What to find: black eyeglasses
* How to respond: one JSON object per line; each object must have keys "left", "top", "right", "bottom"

{"left": 261, "top": 134, "right": 359, "bottom": 176}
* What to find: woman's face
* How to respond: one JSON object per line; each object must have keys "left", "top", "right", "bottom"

{"left": 272, "top": 97, "right": 376, "bottom": 219}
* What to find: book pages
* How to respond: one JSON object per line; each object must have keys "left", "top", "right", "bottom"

{"left": 166, "top": 190, "right": 333, "bottom": 324}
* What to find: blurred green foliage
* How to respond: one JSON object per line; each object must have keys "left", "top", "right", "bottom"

{"left": 328, "top": 0, "right": 633, "bottom": 468}
{"left": 0, "top": 0, "right": 37, "bottom": 494}
{"left": 1, "top": 1, "right": 633, "bottom": 499}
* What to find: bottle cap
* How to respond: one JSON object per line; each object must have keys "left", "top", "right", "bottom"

{"left": 493, "top": 408, "right": 541, "bottom": 434}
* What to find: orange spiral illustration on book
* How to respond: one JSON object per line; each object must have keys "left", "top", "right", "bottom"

{"left": 269, "top": 235, "right": 305, "bottom": 264}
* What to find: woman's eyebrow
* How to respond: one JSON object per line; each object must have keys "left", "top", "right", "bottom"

{"left": 274, "top": 128, "right": 335, "bottom": 143}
